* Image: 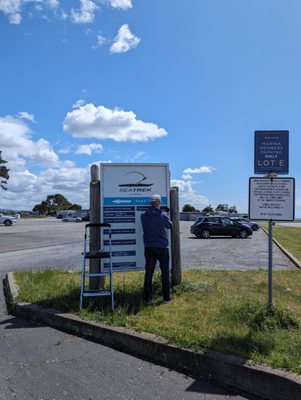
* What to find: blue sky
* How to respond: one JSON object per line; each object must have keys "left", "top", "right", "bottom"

{"left": 0, "top": 0, "right": 300, "bottom": 216}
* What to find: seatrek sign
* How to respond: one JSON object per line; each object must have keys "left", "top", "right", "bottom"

{"left": 100, "top": 163, "right": 170, "bottom": 272}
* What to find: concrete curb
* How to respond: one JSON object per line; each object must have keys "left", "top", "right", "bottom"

{"left": 261, "top": 226, "right": 301, "bottom": 269}
{"left": 4, "top": 273, "right": 301, "bottom": 400}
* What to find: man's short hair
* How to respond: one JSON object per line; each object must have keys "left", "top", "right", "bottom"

{"left": 150, "top": 193, "right": 161, "bottom": 204}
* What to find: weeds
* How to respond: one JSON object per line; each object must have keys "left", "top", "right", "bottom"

{"left": 225, "top": 300, "right": 299, "bottom": 331}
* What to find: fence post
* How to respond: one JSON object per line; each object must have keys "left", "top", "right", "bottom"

{"left": 89, "top": 165, "right": 102, "bottom": 290}
{"left": 170, "top": 186, "right": 181, "bottom": 286}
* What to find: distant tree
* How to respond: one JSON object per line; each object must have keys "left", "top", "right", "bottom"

{"left": 182, "top": 204, "right": 199, "bottom": 212}
{"left": 47, "top": 194, "right": 72, "bottom": 209}
{"left": 229, "top": 205, "right": 238, "bottom": 214}
{"left": 69, "top": 203, "right": 82, "bottom": 210}
{"left": 202, "top": 205, "right": 214, "bottom": 213}
{"left": 0, "top": 151, "right": 9, "bottom": 191}
{"left": 215, "top": 204, "right": 229, "bottom": 212}
{"left": 32, "top": 201, "right": 48, "bottom": 215}
{"left": 32, "top": 194, "right": 81, "bottom": 215}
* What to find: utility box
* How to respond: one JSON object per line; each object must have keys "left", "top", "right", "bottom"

{"left": 100, "top": 163, "right": 170, "bottom": 271}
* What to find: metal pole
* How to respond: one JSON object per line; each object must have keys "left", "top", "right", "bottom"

{"left": 268, "top": 219, "right": 273, "bottom": 309}
{"left": 169, "top": 186, "right": 182, "bottom": 286}
{"left": 266, "top": 173, "right": 277, "bottom": 310}
{"left": 89, "top": 165, "right": 102, "bottom": 290}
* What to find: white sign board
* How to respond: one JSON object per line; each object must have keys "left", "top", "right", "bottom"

{"left": 249, "top": 177, "right": 295, "bottom": 221}
{"left": 100, "top": 163, "right": 170, "bottom": 271}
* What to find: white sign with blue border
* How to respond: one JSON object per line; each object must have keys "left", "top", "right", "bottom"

{"left": 100, "top": 163, "right": 170, "bottom": 271}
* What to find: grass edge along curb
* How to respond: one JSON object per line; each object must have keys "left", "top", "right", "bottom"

{"left": 4, "top": 272, "right": 301, "bottom": 400}
{"left": 261, "top": 226, "right": 301, "bottom": 269}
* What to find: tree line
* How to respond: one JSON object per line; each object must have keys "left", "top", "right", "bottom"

{"left": 182, "top": 203, "right": 238, "bottom": 214}
{"left": 33, "top": 194, "right": 82, "bottom": 216}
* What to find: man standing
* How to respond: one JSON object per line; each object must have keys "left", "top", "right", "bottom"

{"left": 141, "top": 194, "right": 172, "bottom": 303}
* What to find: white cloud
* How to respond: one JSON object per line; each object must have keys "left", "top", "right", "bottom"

{"left": 127, "top": 151, "right": 146, "bottom": 162}
{"left": 75, "top": 143, "right": 103, "bottom": 155}
{"left": 109, "top": 0, "right": 132, "bottom": 10}
{"left": 182, "top": 174, "right": 192, "bottom": 180}
{"left": 0, "top": 0, "right": 22, "bottom": 14}
{"left": 47, "top": 0, "right": 59, "bottom": 8}
{"left": 183, "top": 166, "right": 216, "bottom": 174}
{"left": 0, "top": 113, "right": 113, "bottom": 211}
{"left": 9, "top": 12, "right": 22, "bottom": 24}
{"left": 63, "top": 103, "right": 167, "bottom": 142}
{"left": 171, "top": 179, "right": 209, "bottom": 211}
{"left": 0, "top": 0, "right": 59, "bottom": 24}
{"left": 9, "top": 164, "right": 90, "bottom": 210}
{"left": 110, "top": 24, "right": 140, "bottom": 53}
{"left": 0, "top": 0, "right": 131, "bottom": 26}
{"left": 72, "top": 99, "right": 86, "bottom": 109}
{"left": 58, "top": 146, "right": 72, "bottom": 154}
{"left": 70, "top": 0, "right": 99, "bottom": 24}
{"left": 0, "top": 114, "right": 59, "bottom": 168}
{"left": 92, "top": 32, "right": 106, "bottom": 49}
{"left": 0, "top": 157, "right": 92, "bottom": 211}
{"left": 0, "top": 0, "right": 22, "bottom": 23}
{"left": 17, "top": 111, "right": 36, "bottom": 123}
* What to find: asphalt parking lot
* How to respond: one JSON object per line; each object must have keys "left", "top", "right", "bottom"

{"left": 0, "top": 218, "right": 296, "bottom": 273}
{"left": 180, "top": 221, "right": 295, "bottom": 270}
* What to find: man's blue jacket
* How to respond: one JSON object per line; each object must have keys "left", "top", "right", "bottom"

{"left": 141, "top": 206, "right": 172, "bottom": 248}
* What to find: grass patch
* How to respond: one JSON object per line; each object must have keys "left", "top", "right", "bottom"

{"left": 14, "top": 268, "right": 301, "bottom": 374}
{"left": 262, "top": 224, "right": 301, "bottom": 262}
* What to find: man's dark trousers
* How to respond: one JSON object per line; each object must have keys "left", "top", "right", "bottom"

{"left": 144, "top": 247, "right": 170, "bottom": 302}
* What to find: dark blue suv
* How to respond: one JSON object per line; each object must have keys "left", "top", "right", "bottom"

{"left": 190, "top": 216, "right": 253, "bottom": 239}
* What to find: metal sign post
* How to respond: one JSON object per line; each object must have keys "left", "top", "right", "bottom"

{"left": 268, "top": 219, "right": 273, "bottom": 309}
{"left": 252, "top": 129, "right": 293, "bottom": 309}
{"left": 249, "top": 175, "right": 295, "bottom": 309}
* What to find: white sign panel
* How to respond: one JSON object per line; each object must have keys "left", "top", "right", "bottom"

{"left": 249, "top": 177, "right": 295, "bottom": 221}
{"left": 100, "top": 163, "right": 170, "bottom": 271}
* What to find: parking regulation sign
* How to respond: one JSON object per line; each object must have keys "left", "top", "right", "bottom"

{"left": 249, "top": 177, "right": 295, "bottom": 221}
{"left": 254, "top": 130, "right": 289, "bottom": 174}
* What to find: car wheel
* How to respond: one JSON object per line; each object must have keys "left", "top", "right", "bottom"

{"left": 4, "top": 220, "right": 12, "bottom": 226}
{"left": 239, "top": 230, "right": 248, "bottom": 239}
{"left": 252, "top": 225, "right": 258, "bottom": 231}
{"left": 201, "top": 229, "right": 210, "bottom": 239}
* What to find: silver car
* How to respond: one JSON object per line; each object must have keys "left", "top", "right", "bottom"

{"left": 230, "top": 217, "right": 259, "bottom": 231}
{"left": 62, "top": 215, "right": 82, "bottom": 222}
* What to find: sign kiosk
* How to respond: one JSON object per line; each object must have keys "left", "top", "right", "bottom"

{"left": 250, "top": 130, "right": 295, "bottom": 309}
{"left": 100, "top": 163, "right": 170, "bottom": 272}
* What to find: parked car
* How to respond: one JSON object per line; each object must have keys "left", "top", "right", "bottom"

{"left": 190, "top": 216, "right": 253, "bottom": 239}
{"left": 230, "top": 217, "right": 260, "bottom": 231}
{"left": 81, "top": 213, "right": 90, "bottom": 221}
{"left": 62, "top": 215, "right": 82, "bottom": 222}
{"left": 0, "top": 213, "right": 17, "bottom": 226}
